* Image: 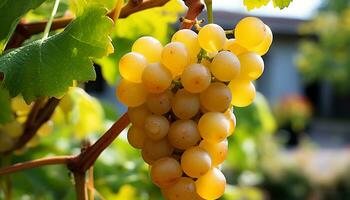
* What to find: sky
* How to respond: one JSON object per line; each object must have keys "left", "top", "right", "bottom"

{"left": 214, "top": 0, "right": 322, "bottom": 19}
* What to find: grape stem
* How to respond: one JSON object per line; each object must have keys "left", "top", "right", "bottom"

{"left": 181, "top": 0, "right": 205, "bottom": 29}
{"left": 204, "top": 0, "right": 213, "bottom": 24}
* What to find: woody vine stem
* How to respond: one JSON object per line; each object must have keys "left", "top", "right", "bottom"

{"left": 0, "top": 0, "right": 205, "bottom": 200}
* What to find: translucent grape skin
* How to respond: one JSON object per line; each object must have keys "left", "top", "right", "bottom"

{"left": 224, "top": 39, "right": 248, "bottom": 56}
{"left": 195, "top": 168, "right": 226, "bottom": 200}
{"left": 162, "top": 177, "right": 204, "bottom": 200}
{"left": 127, "top": 105, "right": 151, "bottom": 128}
{"left": 238, "top": 52, "right": 264, "bottom": 80}
{"left": 172, "top": 89, "right": 200, "bottom": 119}
{"left": 141, "top": 138, "right": 174, "bottom": 165}
{"left": 228, "top": 79, "right": 256, "bottom": 107}
{"left": 198, "top": 112, "right": 230, "bottom": 143}
{"left": 199, "top": 82, "right": 232, "bottom": 112}
{"left": 167, "top": 120, "right": 201, "bottom": 150}
{"left": 235, "top": 17, "right": 267, "bottom": 49}
{"left": 144, "top": 114, "right": 170, "bottom": 141}
{"left": 251, "top": 24, "right": 273, "bottom": 56}
{"left": 116, "top": 79, "right": 148, "bottom": 107}
{"left": 132, "top": 36, "right": 163, "bottom": 63}
{"left": 198, "top": 24, "right": 226, "bottom": 53}
{"left": 127, "top": 126, "right": 146, "bottom": 149}
{"left": 146, "top": 90, "right": 173, "bottom": 115}
{"left": 161, "top": 42, "right": 189, "bottom": 77}
{"left": 181, "top": 64, "right": 211, "bottom": 93}
{"left": 171, "top": 29, "right": 201, "bottom": 64}
{"left": 199, "top": 139, "right": 228, "bottom": 166}
{"left": 119, "top": 52, "right": 147, "bottom": 83}
{"left": 224, "top": 107, "right": 236, "bottom": 136}
{"left": 181, "top": 146, "right": 212, "bottom": 178}
{"left": 142, "top": 63, "right": 173, "bottom": 94}
{"left": 150, "top": 157, "right": 183, "bottom": 188}
{"left": 210, "top": 51, "right": 240, "bottom": 82}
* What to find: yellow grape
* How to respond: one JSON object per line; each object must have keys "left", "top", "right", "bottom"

{"left": 172, "top": 89, "right": 200, "bottom": 119}
{"left": 116, "top": 79, "right": 148, "bottom": 107}
{"left": 195, "top": 168, "right": 226, "bottom": 200}
{"left": 132, "top": 36, "right": 163, "bottom": 63}
{"left": 142, "top": 63, "right": 173, "bottom": 93}
{"left": 0, "top": 121, "right": 23, "bottom": 138}
{"left": 198, "top": 24, "right": 226, "bottom": 53}
{"left": 146, "top": 90, "right": 173, "bottom": 115}
{"left": 37, "top": 121, "right": 54, "bottom": 137}
{"left": 151, "top": 157, "right": 182, "bottom": 188}
{"left": 224, "top": 107, "right": 236, "bottom": 136}
{"left": 171, "top": 29, "right": 201, "bottom": 64}
{"left": 127, "top": 126, "right": 146, "bottom": 149}
{"left": 224, "top": 39, "right": 248, "bottom": 56}
{"left": 167, "top": 120, "right": 201, "bottom": 150}
{"left": 251, "top": 25, "right": 273, "bottom": 56}
{"left": 141, "top": 138, "right": 174, "bottom": 164}
{"left": 181, "top": 64, "right": 211, "bottom": 93}
{"left": 235, "top": 17, "right": 267, "bottom": 49}
{"left": 199, "top": 140, "right": 228, "bottom": 166}
{"left": 127, "top": 105, "right": 151, "bottom": 127}
{"left": 144, "top": 114, "right": 170, "bottom": 141}
{"left": 198, "top": 112, "right": 229, "bottom": 143}
{"left": 163, "top": 177, "right": 204, "bottom": 200}
{"left": 119, "top": 52, "right": 147, "bottom": 83}
{"left": 210, "top": 51, "right": 240, "bottom": 81}
{"left": 228, "top": 79, "right": 256, "bottom": 107}
{"left": 0, "top": 133, "right": 13, "bottom": 153}
{"left": 181, "top": 146, "right": 212, "bottom": 178}
{"left": 199, "top": 82, "right": 232, "bottom": 112}
{"left": 238, "top": 52, "right": 264, "bottom": 80}
{"left": 161, "top": 42, "right": 189, "bottom": 77}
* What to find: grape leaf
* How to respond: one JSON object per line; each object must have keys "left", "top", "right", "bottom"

{"left": 0, "top": 6, "right": 113, "bottom": 103}
{"left": 0, "top": 87, "right": 13, "bottom": 124}
{"left": 0, "top": 0, "right": 47, "bottom": 53}
{"left": 272, "top": 0, "right": 293, "bottom": 9}
{"left": 243, "top": 0, "right": 293, "bottom": 10}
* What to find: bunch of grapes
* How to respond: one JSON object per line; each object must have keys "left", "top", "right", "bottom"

{"left": 116, "top": 17, "right": 272, "bottom": 200}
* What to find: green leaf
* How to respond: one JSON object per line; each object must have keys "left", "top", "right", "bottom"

{"left": 243, "top": 0, "right": 293, "bottom": 10}
{"left": 0, "top": 0, "right": 47, "bottom": 53}
{"left": 0, "top": 87, "right": 13, "bottom": 124}
{"left": 272, "top": 0, "right": 293, "bottom": 9}
{"left": 0, "top": 6, "right": 113, "bottom": 102}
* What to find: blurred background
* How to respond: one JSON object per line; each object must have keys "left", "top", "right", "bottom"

{"left": 1, "top": 0, "right": 350, "bottom": 199}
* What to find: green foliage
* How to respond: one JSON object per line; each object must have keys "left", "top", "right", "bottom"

{"left": 243, "top": 0, "right": 293, "bottom": 10}
{"left": 0, "top": 6, "right": 113, "bottom": 102}
{"left": 0, "top": 87, "right": 13, "bottom": 124}
{"left": 0, "top": 0, "right": 47, "bottom": 53}
{"left": 296, "top": 2, "right": 350, "bottom": 94}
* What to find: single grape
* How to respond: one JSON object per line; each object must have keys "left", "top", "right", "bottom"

{"left": 132, "top": 36, "right": 163, "bottom": 62}
{"left": 234, "top": 17, "right": 267, "bottom": 48}
{"left": 181, "top": 64, "right": 211, "bottom": 93}
{"left": 238, "top": 52, "right": 264, "bottom": 80}
{"left": 163, "top": 177, "right": 204, "bottom": 200}
{"left": 195, "top": 168, "right": 226, "bottom": 200}
{"left": 199, "top": 140, "right": 228, "bottom": 166}
{"left": 144, "top": 114, "right": 170, "bottom": 141}
{"left": 151, "top": 157, "right": 183, "bottom": 188}
{"left": 224, "top": 39, "right": 248, "bottom": 56}
{"left": 142, "top": 138, "right": 174, "bottom": 164}
{"left": 181, "top": 146, "right": 211, "bottom": 178}
{"left": 224, "top": 107, "right": 236, "bottom": 136}
{"left": 251, "top": 24, "right": 273, "bottom": 56}
{"left": 172, "top": 89, "right": 200, "bottom": 119}
{"left": 200, "top": 82, "right": 232, "bottom": 112}
{"left": 116, "top": 79, "right": 148, "bottom": 107}
{"left": 168, "top": 120, "right": 201, "bottom": 150}
{"left": 228, "top": 79, "right": 256, "bottom": 107}
{"left": 198, "top": 24, "right": 226, "bottom": 53}
{"left": 146, "top": 90, "right": 173, "bottom": 115}
{"left": 127, "top": 105, "right": 151, "bottom": 128}
{"left": 127, "top": 126, "right": 146, "bottom": 149}
{"left": 198, "top": 112, "right": 229, "bottom": 143}
{"left": 161, "top": 42, "right": 189, "bottom": 77}
{"left": 119, "top": 52, "right": 147, "bottom": 83}
{"left": 210, "top": 51, "right": 240, "bottom": 81}
{"left": 142, "top": 63, "right": 173, "bottom": 93}
{"left": 171, "top": 29, "right": 201, "bottom": 64}
{"left": 0, "top": 121, "right": 23, "bottom": 138}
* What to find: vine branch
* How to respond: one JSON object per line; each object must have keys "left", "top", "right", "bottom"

{"left": 181, "top": 0, "right": 205, "bottom": 29}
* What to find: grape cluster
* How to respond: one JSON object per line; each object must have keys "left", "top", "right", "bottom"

{"left": 116, "top": 17, "right": 272, "bottom": 200}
